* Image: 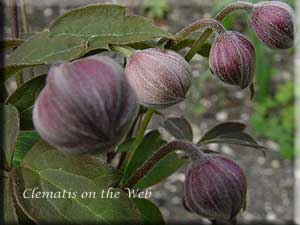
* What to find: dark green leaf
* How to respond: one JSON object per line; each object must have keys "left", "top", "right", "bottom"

{"left": 22, "top": 141, "right": 122, "bottom": 188}
{"left": 162, "top": 116, "right": 193, "bottom": 141}
{"left": 250, "top": 83, "right": 255, "bottom": 100}
{"left": 133, "top": 198, "right": 165, "bottom": 225}
{"left": 197, "top": 43, "right": 211, "bottom": 57}
{"left": 200, "top": 132, "right": 267, "bottom": 154}
{"left": 11, "top": 141, "right": 142, "bottom": 224}
{"left": 1, "top": 105, "right": 19, "bottom": 169}
{"left": 6, "top": 31, "right": 86, "bottom": 78}
{"left": 129, "top": 40, "right": 157, "bottom": 50}
{"left": 49, "top": 4, "right": 173, "bottom": 50}
{"left": 199, "top": 122, "right": 246, "bottom": 143}
{"left": 1, "top": 65, "right": 25, "bottom": 82}
{"left": 0, "top": 175, "right": 19, "bottom": 224}
{"left": 0, "top": 39, "right": 23, "bottom": 52}
{"left": 124, "top": 130, "right": 185, "bottom": 189}
{"left": 6, "top": 74, "right": 46, "bottom": 129}
{"left": 116, "top": 137, "right": 135, "bottom": 152}
{"left": 171, "top": 40, "right": 211, "bottom": 57}
{"left": 14, "top": 131, "right": 40, "bottom": 166}
{"left": 18, "top": 107, "right": 35, "bottom": 130}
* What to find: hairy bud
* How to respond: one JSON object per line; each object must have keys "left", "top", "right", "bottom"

{"left": 184, "top": 153, "right": 247, "bottom": 223}
{"left": 209, "top": 31, "right": 256, "bottom": 89}
{"left": 250, "top": 1, "right": 294, "bottom": 49}
{"left": 125, "top": 48, "right": 192, "bottom": 108}
{"left": 33, "top": 56, "right": 138, "bottom": 154}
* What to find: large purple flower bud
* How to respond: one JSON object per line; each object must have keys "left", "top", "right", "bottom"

{"left": 125, "top": 48, "right": 192, "bottom": 108}
{"left": 33, "top": 56, "right": 138, "bottom": 154}
{"left": 209, "top": 31, "right": 256, "bottom": 89}
{"left": 184, "top": 153, "right": 247, "bottom": 223}
{"left": 250, "top": 1, "right": 294, "bottom": 49}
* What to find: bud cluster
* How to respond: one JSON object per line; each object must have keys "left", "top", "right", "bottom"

{"left": 208, "top": 0, "right": 294, "bottom": 88}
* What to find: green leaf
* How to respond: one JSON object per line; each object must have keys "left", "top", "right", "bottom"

{"left": 124, "top": 130, "right": 185, "bottom": 189}
{"left": 116, "top": 137, "right": 135, "bottom": 153}
{"left": 22, "top": 141, "right": 122, "bottom": 188}
{"left": 133, "top": 198, "right": 165, "bottom": 225}
{"left": 162, "top": 116, "right": 193, "bottom": 141}
{"left": 0, "top": 174, "right": 19, "bottom": 224}
{"left": 6, "top": 31, "right": 86, "bottom": 79}
{"left": 199, "top": 122, "right": 246, "bottom": 143}
{"left": 11, "top": 141, "right": 142, "bottom": 224}
{"left": 197, "top": 43, "right": 211, "bottom": 57}
{"left": 6, "top": 74, "right": 46, "bottom": 129}
{"left": 129, "top": 40, "right": 157, "bottom": 50}
{"left": 14, "top": 131, "right": 40, "bottom": 166}
{"left": 198, "top": 122, "right": 266, "bottom": 154}
{"left": 171, "top": 40, "right": 211, "bottom": 57}
{"left": 1, "top": 105, "right": 20, "bottom": 169}
{"left": 200, "top": 132, "right": 267, "bottom": 154}
{"left": 49, "top": 4, "right": 173, "bottom": 50}
{"left": 250, "top": 83, "right": 255, "bottom": 100}
{"left": 1, "top": 65, "right": 25, "bottom": 83}
{"left": 0, "top": 38, "right": 23, "bottom": 52}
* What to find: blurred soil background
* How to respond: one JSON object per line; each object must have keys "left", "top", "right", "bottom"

{"left": 3, "top": 0, "right": 295, "bottom": 224}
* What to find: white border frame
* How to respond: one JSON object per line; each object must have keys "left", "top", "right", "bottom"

{"left": 294, "top": 0, "right": 300, "bottom": 223}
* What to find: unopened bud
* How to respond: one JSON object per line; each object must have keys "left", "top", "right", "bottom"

{"left": 209, "top": 31, "right": 256, "bottom": 89}
{"left": 33, "top": 56, "right": 138, "bottom": 154}
{"left": 184, "top": 153, "right": 247, "bottom": 223}
{"left": 250, "top": 1, "right": 294, "bottom": 49}
{"left": 125, "top": 48, "right": 192, "bottom": 108}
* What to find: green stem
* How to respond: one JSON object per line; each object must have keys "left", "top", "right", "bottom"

{"left": 10, "top": 0, "right": 25, "bottom": 86}
{"left": 123, "top": 108, "right": 154, "bottom": 173}
{"left": 110, "top": 45, "right": 136, "bottom": 58}
{"left": 185, "top": 29, "right": 213, "bottom": 62}
{"left": 1, "top": 84, "right": 8, "bottom": 103}
{"left": 16, "top": 71, "right": 24, "bottom": 87}
{"left": 20, "top": 0, "right": 34, "bottom": 79}
{"left": 20, "top": 0, "right": 29, "bottom": 33}
{"left": 175, "top": 19, "right": 226, "bottom": 44}
{"left": 184, "top": 1, "right": 254, "bottom": 62}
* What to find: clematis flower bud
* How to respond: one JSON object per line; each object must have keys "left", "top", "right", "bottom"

{"left": 250, "top": 1, "right": 294, "bottom": 49}
{"left": 33, "top": 56, "right": 138, "bottom": 154}
{"left": 184, "top": 153, "right": 247, "bottom": 223}
{"left": 209, "top": 31, "right": 256, "bottom": 89}
{"left": 125, "top": 48, "right": 192, "bottom": 108}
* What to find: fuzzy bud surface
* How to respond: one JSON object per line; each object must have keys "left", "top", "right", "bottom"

{"left": 184, "top": 153, "right": 247, "bottom": 223}
{"left": 125, "top": 48, "right": 192, "bottom": 108}
{"left": 209, "top": 31, "right": 256, "bottom": 89}
{"left": 250, "top": 1, "right": 294, "bottom": 49}
{"left": 33, "top": 56, "right": 138, "bottom": 154}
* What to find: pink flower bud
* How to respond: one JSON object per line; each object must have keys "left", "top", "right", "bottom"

{"left": 209, "top": 31, "right": 256, "bottom": 89}
{"left": 184, "top": 154, "right": 247, "bottom": 223}
{"left": 250, "top": 1, "right": 294, "bottom": 49}
{"left": 125, "top": 48, "right": 192, "bottom": 108}
{"left": 33, "top": 56, "right": 138, "bottom": 154}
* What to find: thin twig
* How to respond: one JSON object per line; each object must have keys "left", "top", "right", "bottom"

{"left": 122, "top": 108, "right": 154, "bottom": 173}
{"left": 122, "top": 140, "right": 201, "bottom": 189}
{"left": 10, "top": 0, "right": 24, "bottom": 85}
{"left": 20, "top": 0, "right": 29, "bottom": 33}
{"left": 10, "top": 0, "right": 19, "bottom": 38}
